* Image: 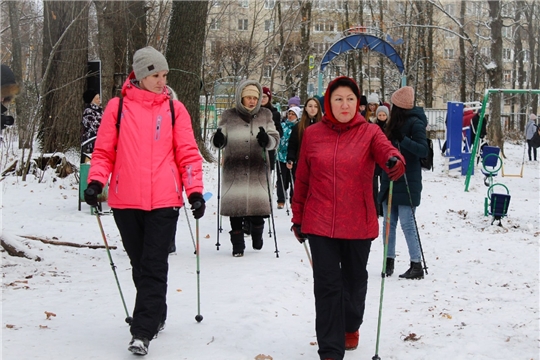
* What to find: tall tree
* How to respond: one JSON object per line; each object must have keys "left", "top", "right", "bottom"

{"left": 166, "top": 1, "right": 211, "bottom": 160}
{"left": 486, "top": 0, "right": 504, "bottom": 153}
{"left": 39, "top": 1, "right": 89, "bottom": 153}
{"left": 299, "top": 1, "right": 312, "bottom": 102}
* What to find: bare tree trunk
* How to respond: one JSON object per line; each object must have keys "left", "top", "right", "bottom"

{"left": 459, "top": 0, "right": 466, "bottom": 102}
{"left": 166, "top": 1, "right": 212, "bottom": 161}
{"left": 486, "top": 0, "right": 504, "bottom": 154}
{"left": 39, "top": 1, "right": 89, "bottom": 153}
{"left": 299, "top": 1, "right": 312, "bottom": 102}
{"left": 94, "top": 1, "right": 117, "bottom": 104}
{"left": 7, "top": 1, "right": 31, "bottom": 149}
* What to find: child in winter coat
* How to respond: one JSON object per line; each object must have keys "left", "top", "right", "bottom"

{"left": 372, "top": 105, "right": 390, "bottom": 217}
{"left": 84, "top": 46, "right": 205, "bottom": 356}
{"left": 276, "top": 106, "right": 301, "bottom": 209}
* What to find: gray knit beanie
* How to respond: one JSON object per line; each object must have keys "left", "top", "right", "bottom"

{"left": 376, "top": 105, "right": 389, "bottom": 118}
{"left": 132, "top": 46, "right": 169, "bottom": 80}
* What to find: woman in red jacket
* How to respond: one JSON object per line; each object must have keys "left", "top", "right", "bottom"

{"left": 291, "top": 76, "right": 405, "bottom": 360}
{"left": 84, "top": 46, "right": 205, "bottom": 356}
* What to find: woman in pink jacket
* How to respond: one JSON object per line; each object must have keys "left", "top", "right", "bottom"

{"left": 291, "top": 76, "right": 405, "bottom": 360}
{"left": 84, "top": 46, "right": 205, "bottom": 356}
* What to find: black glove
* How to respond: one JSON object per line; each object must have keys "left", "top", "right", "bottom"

{"left": 291, "top": 224, "right": 307, "bottom": 243}
{"left": 386, "top": 156, "right": 406, "bottom": 181}
{"left": 213, "top": 128, "right": 225, "bottom": 149}
{"left": 84, "top": 181, "right": 103, "bottom": 206}
{"left": 257, "top": 127, "right": 270, "bottom": 148}
{"left": 188, "top": 192, "right": 206, "bottom": 219}
{"left": 392, "top": 129, "right": 404, "bottom": 142}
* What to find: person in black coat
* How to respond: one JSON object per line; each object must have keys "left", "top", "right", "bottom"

{"left": 262, "top": 87, "right": 283, "bottom": 170}
{"left": 379, "top": 86, "right": 428, "bottom": 280}
{"left": 286, "top": 97, "right": 322, "bottom": 180}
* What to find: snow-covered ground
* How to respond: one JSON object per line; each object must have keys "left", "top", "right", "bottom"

{"left": 1, "top": 141, "right": 538, "bottom": 360}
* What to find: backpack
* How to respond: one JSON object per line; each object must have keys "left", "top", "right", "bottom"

{"left": 420, "top": 137, "right": 434, "bottom": 171}
{"left": 116, "top": 97, "right": 175, "bottom": 132}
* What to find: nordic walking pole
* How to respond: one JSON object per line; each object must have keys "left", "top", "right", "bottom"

{"left": 373, "top": 180, "right": 394, "bottom": 360}
{"left": 93, "top": 207, "right": 132, "bottom": 325}
{"left": 303, "top": 242, "right": 312, "bottom": 267}
{"left": 194, "top": 216, "right": 203, "bottom": 322}
{"left": 260, "top": 128, "right": 279, "bottom": 258}
{"left": 183, "top": 204, "right": 197, "bottom": 254}
{"left": 216, "top": 148, "right": 222, "bottom": 250}
{"left": 277, "top": 163, "right": 290, "bottom": 216}
{"left": 402, "top": 172, "right": 429, "bottom": 274}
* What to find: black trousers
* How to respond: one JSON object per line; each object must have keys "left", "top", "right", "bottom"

{"left": 527, "top": 139, "right": 537, "bottom": 160}
{"left": 276, "top": 161, "right": 294, "bottom": 204}
{"left": 308, "top": 235, "right": 372, "bottom": 360}
{"left": 113, "top": 207, "right": 179, "bottom": 340}
{"left": 230, "top": 216, "right": 265, "bottom": 231}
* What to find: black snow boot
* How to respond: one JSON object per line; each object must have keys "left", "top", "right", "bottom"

{"left": 385, "top": 257, "right": 394, "bottom": 276}
{"left": 251, "top": 224, "right": 264, "bottom": 250}
{"left": 230, "top": 230, "right": 245, "bottom": 257}
{"left": 399, "top": 262, "right": 424, "bottom": 279}
{"left": 243, "top": 218, "right": 251, "bottom": 236}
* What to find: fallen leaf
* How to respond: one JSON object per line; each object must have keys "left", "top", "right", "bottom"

{"left": 403, "top": 333, "right": 422, "bottom": 341}
{"left": 6, "top": 324, "right": 15, "bottom": 329}
{"left": 254, "top": 354, "right": 273, "bottom": 360}
{"left": 176, "top": 289, "right": 182, "bottom": 292}
{"left": 39, "top": 325, "right": 49, "bottom": 329}
{"left": 45, "top": 311, "right": 56, "bottom": 320}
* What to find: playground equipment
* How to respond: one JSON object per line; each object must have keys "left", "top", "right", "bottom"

{"left": 464, "top": 88, "right": 540, "bottom": 192}
{"left": 480, "top": 146, "right": 511, "bottom": 226}
{"left": 442, "top": 101, "right": 483, "bottom": 176}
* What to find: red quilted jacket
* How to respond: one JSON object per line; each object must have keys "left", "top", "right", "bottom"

{"left": 291, "top": 113, "right": 404, "bottom": 240}
{"left": 88, "top": 72, "right": 203, "bottom": 210}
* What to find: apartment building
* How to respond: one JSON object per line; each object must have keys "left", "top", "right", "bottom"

{"left": 204, "top": 1, "right": 537, "bottom": 111}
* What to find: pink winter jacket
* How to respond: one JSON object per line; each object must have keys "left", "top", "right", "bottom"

{"left": 88, "top": 73, "right": 203, "bottom": 210}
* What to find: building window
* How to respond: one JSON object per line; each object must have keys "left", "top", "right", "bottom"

{"left": 444, "top": 4, "right": 455, "bottom": 16}
{"left": 239, "top": 0, "right": 248, "bottom": 8}
{"left": 522, "top": 50, "right": 530, "bottom": 63}
{"left": 480, "top": 47, "right": 490, "bottom": 57}
{"left": 212, "top": 0, "right": 221, "bottom": 7}
{"left": 501, "top": 26, "right": 512, "bottom": 39}
{"left": 313, "top": 42, "right": 330, "bottom": 55}
{"left": 265, "top": 20, "right": 274, "bottom": 32}
{"left": 503, "top": 70, "right": 512, "bottom": 83}
{"left": 238, "top": 19, "right": 248, "bottom": 31}
{"left": 264, "top": 0, "right": 275, "bottom": 9}
{"left": 444, "top": 49, "right": 454, "bottom": 60}
{"left": 445, "top": 29, "right": 455, "bottom": 38}
{"left": 263, "top": 65, "right": 272, "bottom": 78}
{"left": 503, "top": 48, "right": 512, "bottom": 61}
{"left": 314, "top": 22, "right": 335, "bottom": 32}
{"left": 209, "top": 18, "right": 220, "bottom": 30}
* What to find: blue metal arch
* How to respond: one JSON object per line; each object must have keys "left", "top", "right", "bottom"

{"left": 320, "top": 34, "right": 405, "bottom": 74}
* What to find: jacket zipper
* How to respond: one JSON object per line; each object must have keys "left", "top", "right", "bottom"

{"left": 332, "top": 129, "right": 341, "bottom": 237}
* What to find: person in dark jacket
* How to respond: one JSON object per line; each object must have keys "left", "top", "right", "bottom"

{"left": 211, "top": 80, "right": 280, "bottom": 257}
{"left": 261, "top": 86, "right": 283, "bottom": 170}
{"left": 291, "top": 76, "right": 405, "bottom": 360}
{"left": 81, "top": 89, "right": 103, "bottom": 157}
{"left": 372, "top": 105, "right": 390, "bottom": 217}
{"left": 286, "top": 97, "right": 323, "bottom": 181}
{"left": 379, "top": 86, "right": 428, "bottom": 280}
